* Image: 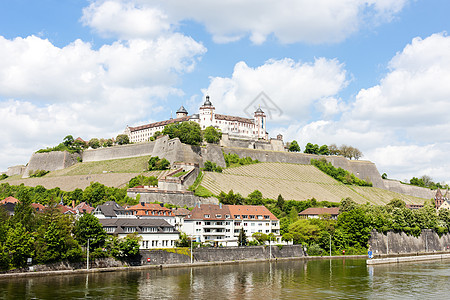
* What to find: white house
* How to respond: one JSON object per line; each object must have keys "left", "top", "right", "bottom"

{"left": 99, "top": 218, "right": 179, "bottom": 249}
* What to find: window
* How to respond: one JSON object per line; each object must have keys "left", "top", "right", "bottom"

{"left": 205, "top": 221, "right": 211, "bottom": 225}
{"left": 242, "top": 215, "right": 248, "bottom": 219}
{"left": 235, "top": 222, "right": 241, "bottom": 226}
{"left": 251, "top": 223, "right": 255, "bottom": 226}
{"left": 164, "top": 227, "right": 174, "bottom": 232}
{"left": 204, "top": 214, "right": 210, "bottom": 218}
{"left": 249, "top": 215, "right": 255, "bottom": 219}
{"left": 226, "top": 222, "right": 230, "bottom": 225}
{"left": 143, "top": 227, "right": 157, "bottom": 233}
{"left": 258, "top": 215, "right": 263, "bottom": 219}
{"left": 266, "top": 223, "right": 270, "bottom": 226}
{"left": 234, "top": 229, "right": 239, "bottom": 233}
{"left": 225, "top": 214, "right": 231, "bottom": 219}
{"left": 264, "top": 215, "right": 270, "bottom": 219}
{"left": 258, "top": 223, "right": 262, "bottom": 226}
{"left": 105, "top": 226, "right": 116, "bottom": 233}
{"left": 243, "top": 223, "right": 248, "bottom": 226}
{"left": 196, "top": 228, "right": 201, "bottom": 232}
{"left": 215, "top": 214, "right": 221, "bottom": 218}
{"left": 124, "top": 227, "right": 136, "bottom": 233}
{"left": 196, "top": 221, "right": 202, "bottom": 225}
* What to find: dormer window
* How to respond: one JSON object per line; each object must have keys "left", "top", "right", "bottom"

{"left": 216, "top": 214, "right": 221, "bottom": 218}
{"left": 204, "top": 214, "right": 210, "bottom": 218}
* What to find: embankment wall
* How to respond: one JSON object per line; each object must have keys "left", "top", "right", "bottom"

{"left": 6, "top": 165, "right": 25, "bottom": 176}
{"left": 139, "top": 245, "right": 305, "bottom": 265}
{"left": 23, "top": 151, "right": 80, "bottom": 178}
{"left": 369, "top": 230, "right": 450, "bottom": 255}
{"left": 82, "top": 141, "right": 156, "bottom": 162}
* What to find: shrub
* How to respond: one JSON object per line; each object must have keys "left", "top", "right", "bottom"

{"left": 29, "top": 169, "right": 50, "bottom": 178}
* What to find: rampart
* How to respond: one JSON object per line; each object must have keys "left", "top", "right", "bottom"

{"left": 23, "top": 151, "right": 80, "bottom": 178}
{"left": 369, "top": 230, "right": 450, "bottom": 255}
{"left": 82, "top": 141, "right": 156, "bottom": 162}
{"left": 6, "top": 165, "right": 25, "bottom": 176}
{"left": 127, "top": 188, "right": 218, "bottom": 206}
{"left": 382, "top": 179, "right": 434, "bottom": 199}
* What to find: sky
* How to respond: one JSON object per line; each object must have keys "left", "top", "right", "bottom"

{"left": 1, "top": 0, "right": 450, "bottom": 184}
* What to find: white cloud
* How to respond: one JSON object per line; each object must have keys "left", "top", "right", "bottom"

{"left": 203, "top": 58, "right": 348, "bottom": 123}
{"left": 82, "top": 0, "right": 408, "bottom": 44}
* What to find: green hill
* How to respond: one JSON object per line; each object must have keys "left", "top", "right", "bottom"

{"left": 201, "top": 162, "right": 426, "bottom": 205}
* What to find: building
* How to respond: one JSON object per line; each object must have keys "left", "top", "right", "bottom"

{"left": 298, "top": 207, "right": 340, "bottom": 220}
{"left": 125, "top": 95, "right": 268, "bottom": 143}
{"left": 99, "top": 218, "right": 179, "bottom": 249}
{"left": 93, "top": 201, "right": 134, "bottom": 219}
{"left": 126, "top": 202, "right": 176, "bottom": 226}
{"left": 0, "top": 196, "right": 19, "bottom": 205}
{"left": 435, "top": 188, "right": 449, "bottom": 209}
{"left": 182, "top": 204, "right": 281, "bottom": 246}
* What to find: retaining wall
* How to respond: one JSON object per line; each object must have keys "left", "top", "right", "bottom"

{"left": 382, "top": 179, "right": 435, "bottom": 199}
{"left": 6, "top": 165, "right": 25, "bottom": 176}
{"left": 369, "top": 229, "right": 450, "bottom": 255}
{"left": 139, "top": 245, "right": 305, "bottom": 265}
{"left": 127, "top": 189, "right": 219, "bottom": 206}
{"left": 82, "top": 141, "right": 155, "bottom": 162}
{"left": 23, "top": 151, "right": 80, "bottom": 178}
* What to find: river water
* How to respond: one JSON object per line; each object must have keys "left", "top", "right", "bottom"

{"left": 1, "top": 258, "right": 450, "bottom": 299}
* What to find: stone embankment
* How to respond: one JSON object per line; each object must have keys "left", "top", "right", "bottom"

{"left": 367, "top": 253, "right": 450, "bottom": 265}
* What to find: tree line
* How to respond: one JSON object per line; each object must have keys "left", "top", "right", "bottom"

{"left": 288, "top": 141, "right": 363, "bottom": 160}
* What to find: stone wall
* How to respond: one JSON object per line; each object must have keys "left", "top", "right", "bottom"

{"left": 127, "top": 189, "right": 219, "bottom": 206}
{"left": 23, "top": 151, "right": 80, "bottom": 178}
{"left": 6, "top": 165, "right": 26, "bottom": 176}
{"left": 382, "top": 179, "right": 435, "bottom": 199}
{"left": 82, "top": 141, "right": 155, "bottom": 162}
{"left": 369, "top": 230, "right": 450, "bottom": 255}
{"left": 139, "top": 245, "right": 305, "bottom": 265}
{"left": 201, "top": 144, "right": 226, "bottom": 168}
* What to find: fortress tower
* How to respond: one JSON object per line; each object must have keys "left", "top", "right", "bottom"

{"left": 254, "top": 107, "right": 268, "bottom": 140}
{"left": 199, "top": 95, "right": 215, "bottom": 129}
{"left": 176, "top": 106, "right": 188, "bottom": 119}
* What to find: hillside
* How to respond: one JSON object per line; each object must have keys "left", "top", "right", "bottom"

{"left": 201, "top": 162, "right": 426, "bottom": 205}
{"left": 2, "top": 156, "right": 161, "bottom": 190}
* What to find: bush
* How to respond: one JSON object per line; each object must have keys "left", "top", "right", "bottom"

{"left": 29, "top": 169, "right": 50, "bottom": 178}
{"left": 223, "top": 152, "right": 259, "bottom": 167}
{"left": 0, "top": 174, "right": 8, "bottom": 180}
{"left": 311, "top": 158, "right": 372, "bottom": 187}
{"left": 203, "top": 161, "right": 222, "bottom": 172}
{"left": 148, "top": 156, "right": 170, "bottom": 171}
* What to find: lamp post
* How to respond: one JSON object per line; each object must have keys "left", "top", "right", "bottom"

{"left": 87, "top": 239, "right": 90, "bottom": 271}
{"left": 190, "top": 236, "right": 193, "bottom": 264}
{"left": 329, "top": 233, "right": 332, "bottom": 257}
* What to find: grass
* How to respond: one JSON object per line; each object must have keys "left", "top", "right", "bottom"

{"left": 194, "top": 185, "right": 214, "bottom": 198}
{"left": 172, "top": 171, "right": 188, "bottom": 178}
{"left": 48, "top": 156, "right": 153, "bottom": 176}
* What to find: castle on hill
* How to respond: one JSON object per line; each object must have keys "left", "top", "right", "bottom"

{"left": 125, "top": 96, "right": 268, "bottom": 143}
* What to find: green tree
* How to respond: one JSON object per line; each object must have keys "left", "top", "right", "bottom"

{"left": 63, "top": 135, "right": 74, "bottom": 147}
{"left": 175, "top": 232, "right": 190, "bottom": 247}
{"left": 276, "top": 194, "right": 285, "bottom": 210}
{"left": 382, "top": 173, "right": 388, "bottom": 179}
{"left": 247, "top": 190, "right": 263, "bottom": 205}
{"left": 304, "top": 143, "right": 320, "bottom": 154}
{"left": 5, "top": 223, "right": 35, "bottom": 268}
{"left": 238, "top": 228, "right": 247, "bottom": 246}
{"left": 339, "top": 197, "right": 357, "bottom": 213}
{"left": 73, "top": 213, "right": 107, "bottom": 251}
{"left": 288, "top": 219, "right": 321, "bottom": 244}
{"left": 119, "top": 233, "right": 141, "bottom": 258}
{"left": 252, "top": 232, "right": 268, "bottom": 245}
{"left": 337, "top": 208, "right": 371, "bottom": 249}
{"left": 163, "top": 121, "right": 202, "bottom": 145}
{"left": 288, "top": 140, "right": 301, "bottom": 152}
{"left": 318, "top": 145, "right": 329, "bottom": 155}
{"left": 88, "top": 138, "right": 101, "bottom": 149}
{"left": 116, "top": 134, "right": 130, "bottom": 145}
{"left": 203, "top": 126, "right": 222, "bottom": 144}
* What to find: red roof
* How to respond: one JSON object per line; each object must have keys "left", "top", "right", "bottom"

{"left": 75, "top": 202, "right": 94, "bottom": 214}
{"left": 31, "top": 203, "right": 46, "bottom": 212}
{"left": 298, "top": 207, "right": 340, "bottom": 216}
{"left": 128, "top": 116, "right": 191, "bottom": 132}
{"left": 57, "top": 205, "right": 76, "bottom": 214}
{"left": 227, "top": 205, "right": 278, "bottom": 221}
{"left": 215, "top": 114, "right": 254, "bottom": 124}
{"left": 187, "top": 204, "right": 231, "bottom": 220}
{"left": 126, "top": 203, "right": 174, "bottom": 216}
{"left": 0, "top": 196, "right": 19, "bottom": 204}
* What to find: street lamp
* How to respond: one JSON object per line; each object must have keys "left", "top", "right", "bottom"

{"left": 87, "top": 239, "right": 91, "bottom": 271}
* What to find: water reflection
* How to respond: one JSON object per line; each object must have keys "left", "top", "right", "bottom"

{"left": 1, "top": 259, "right": 450, "bottom": 299}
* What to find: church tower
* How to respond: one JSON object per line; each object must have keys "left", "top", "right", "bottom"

{"left": 254, "top": 107, "right": 267, "bottom": 140}
{"left": 199, "top": 95, "right": 215, "bottom": 129}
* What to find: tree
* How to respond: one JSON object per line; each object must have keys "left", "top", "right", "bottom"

{"left": 328, "top": 144, "right": 340, "bottom": 155}
{"left": 203, "top": 126, "right": 222, "bottom": 144}
{"left": 148, "top": 156, "right": 170, "bottom": 171}
{"left": 382, "top": 173, "right": 388, "bottom": 179}
{"left": 175, "top": 232, "right": 190, "bottom": 247}
{"left": 119, "top": 234, "right": 141, "bottom": 258}
{"left": 252, "top": 232, "right": 268, "bottom": 245}
{"left": 277, "top": 194, "right": 285, "bottom": 210}
{"left": 88, "top": 138, "right": 101, "bottom": 149}
{"left": 238, "top": 228, "right": 247, "bottom": 246}
{"left": 73, "top": 213, "right": 107, "bottom": 251}
{"left": 288, "top": 140, "right": 301, "bottom": 152}
{"left": 116, "top": 134, "right": 130, "bottom": 145}
{"left": 339, "top": 197, "right": 357, "bottom": 213}
{"left": 163, "top": 121, "right": 202, "bottom": 145}
{"left": 63, "top": 135, "right": 74, "bottom": 147}
{"left": 319, "top": 145, "right": 329, "bottom": 155}
{"left": 247, "top": 190, "right": 263, "bottom": 205}
{"left": 5, "top": 223, "right": 35, "bottom": 268}
{"left": 288, "top": 219, "right": 321, "bottom": 244}
{"left": 304, "top": 143, "right": 319, "bottom": 154}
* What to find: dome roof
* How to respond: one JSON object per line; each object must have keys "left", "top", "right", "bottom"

{"left": 203, "top": 95, "right": 212, "bottom": 106}
{"left": 176, "top": 105, "right": 188, "bottom": 114}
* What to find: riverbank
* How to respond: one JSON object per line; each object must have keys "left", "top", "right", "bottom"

{"left": 0, "top": 254, "right": 368, "bottom": 280}
{"left": 367, "top": 253, "right": 450, "bottom": 265}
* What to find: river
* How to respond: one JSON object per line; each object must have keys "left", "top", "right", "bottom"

{"left": 1, "top": 258, "right": 450, "bottom": 299}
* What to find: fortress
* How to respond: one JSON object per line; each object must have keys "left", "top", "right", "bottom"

{"left": 124, "top": 95, "right": 268, "bottom": 143}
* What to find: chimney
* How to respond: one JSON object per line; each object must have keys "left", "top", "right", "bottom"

{"left": 72, "top": 199, "right": 75, "bottom": 209}
{"left": 219, "top": 203, "right": 222, "bottom": 209}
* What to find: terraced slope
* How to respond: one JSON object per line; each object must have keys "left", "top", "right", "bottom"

{"left": 201, "top": 163, "right": 425, "bottom": 205}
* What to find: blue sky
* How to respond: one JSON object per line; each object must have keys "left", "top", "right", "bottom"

{"left": 1, "top": 0, "right": 450, "bottom": 184}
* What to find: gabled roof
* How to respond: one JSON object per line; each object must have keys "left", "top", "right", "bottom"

{"left": 172, "top": 207, "right": 190, "bottom": 216}
{"left": 435, "top": 188, "right": 443, "bottom": 199}
{"left": 126, "top": 203, "right": 174, "bottom": 216}
{"left": 95, "top": 201, "right": 130, "bottom": 217}
{"left": 57, "top": 205, "right": 76, "bottom": 214}
{"left": 227, "top": 205, "right": 278, "bottom": 221}
{"left": 31, "top": 203, "right": 46, "bottom": 212}
{"left": 298, "top": 207, "right": 340, "bottom": 216}
{"left": 187, "top": 204, "right": 231, "bottom": 220}
{"left": 1, "top": 196, "right": 19, "bottom": 204}
{"left": 75, "top": 202, "right": 94, "bottom": 214}
{"left": 99, "top": 218, "right": 177, "bottom": 234}
{"left": 128, "top": 116, "right": 191, "bottom": 132}
{"left": 215, "top": 114, "right": 254, "bottom": 124}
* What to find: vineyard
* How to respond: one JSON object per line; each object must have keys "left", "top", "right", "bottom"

{"left": 201, "top": 162, "right": 425, "bottom": 205}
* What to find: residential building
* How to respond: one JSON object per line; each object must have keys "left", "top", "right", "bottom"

{"left": 298, "top": 207, "right": 340, "bottom": 220}
{"left": 93, "top": 201, "right": 134, "bottom": 219}
{"left": 182, "top": 204, "right": 281, "bottom": 246}
{"left": 126, "top": 202, "right": 176, "bottom": 226}
{"left": 435, "top": 188, "right": 449, "bottom": 209}
{"left": 99, "top": 218, "right": 179, "bottom": 249}
{"left": 124, "top": 95, "right": 268, "bottom": 143}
